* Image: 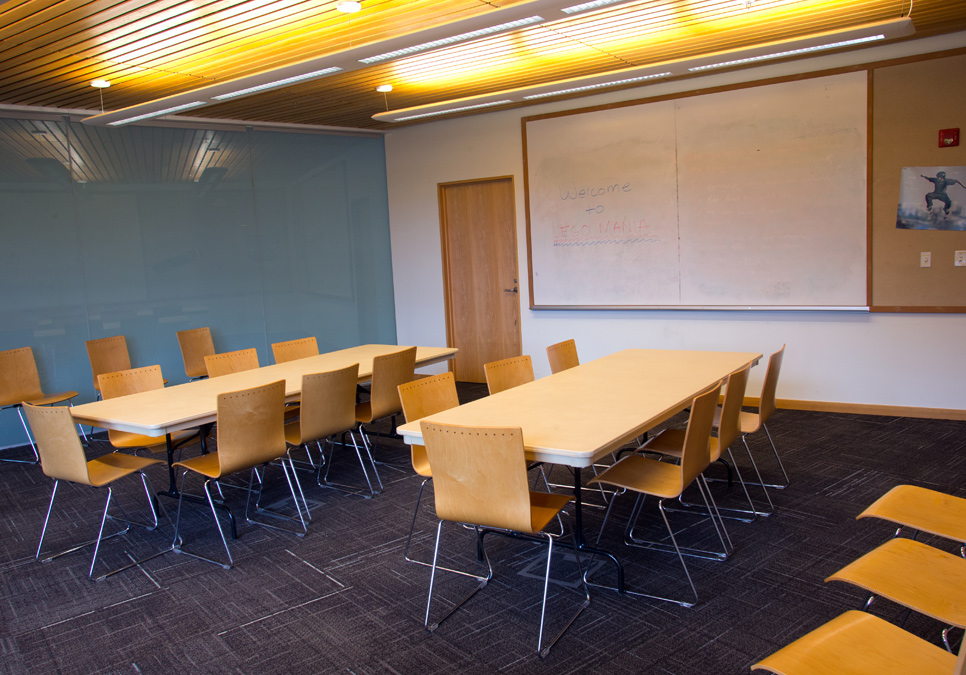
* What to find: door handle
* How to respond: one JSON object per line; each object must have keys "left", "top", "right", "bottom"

{"left": 504, "top": 286, "right": 518, "bottom": 293}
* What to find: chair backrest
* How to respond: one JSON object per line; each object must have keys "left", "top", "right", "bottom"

{"left": 22, "top": 403, "right": 90, "bottom": 485}
{"left": 399, "top": 371, "right": 460, "bottom": 424}
{"left": 177, "top": 327, "right": 215, "bottom": 379}
{"left": 758, "top": 345, "right": 786, "bottom": 424}
{"left": 679, "top": 382, "right": 723, "bottom": 490}
{"left": 297, "top": 364, "right": 359, "bottom": 443}
{"left": 205, "top": 348, "right": 259, "bottom": 378}
{"left": 484, "top": 355, "right": 534, "bottom": 395}
{"left": 546, "top": 339, "right": 579, "bottom": 374}
{"left": 715, "top": 365, "right": 751, "bottom": 455}
{"left": 86, "top": 336, "right": 131, "bottom": 392}
{"left": 98, "top": 365, "right": 165, "bottom": 400}
{"left": 272, "top": 337, "right": 319, "bottom": 364}
{"left": 399, "top": 372, "right": 460, "bottom": 474}
{"left": 367, "top": 346, "right": 417, "bottom": 421}
{"left": 215, "top": 379, "right": 287, "bottom": 476}
{"left": 0, "top": 346, "right": 44, "bottom": 405}
{"left": 421, "top": 421, "right": 534, "bottom": 533}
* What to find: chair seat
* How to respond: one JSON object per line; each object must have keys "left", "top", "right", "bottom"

{"left": 530, "top": 491, "right": 572, "bottom": 533}
{"left": 826, "top": 537, "right": 966, "bottom": 628}
{"left": 24, "top": 390, "right": 78, "bottom": 407}
{"left": 642, "top": 428, "right": 722, "bottom": 463}
{"left": 283, "top": 421, "right": 303, "bottom": 446}
{"left": 109, "top": 429, "right": 195, "bottom": 453}
{"left": 589, "top": 454, "right": 682, "bottom": 499}
{"left": 751, "top": 610, "right": 955, "bottom": 674}
{"left": 859, "top": 485, "right": 966, "bottom": 543}
{"left": 355, "top": 401, "right": 373, "bottom": 424}
{"left": 87, "top": 453, "right": 163, "bottom": 487}
{"left": 411, "top": 444, "right": 431, "bottom": 477}
{"left": 173, "top": 451, "right": 222, "bottom": 479}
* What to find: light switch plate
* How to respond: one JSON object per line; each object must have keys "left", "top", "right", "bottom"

{"left": 920, "top": 252, "right": 932, "bottom": 268}
{"left": 955, "top": 251, "right": 966, "bottom": 267}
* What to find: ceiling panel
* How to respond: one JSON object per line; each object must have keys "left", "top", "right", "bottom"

{"left": 0, "top": 0, "right": 963, "bottom": 130}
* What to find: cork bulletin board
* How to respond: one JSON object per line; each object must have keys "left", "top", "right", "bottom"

{"left": 871, "top": 52, "right": 966, "bottom": 311}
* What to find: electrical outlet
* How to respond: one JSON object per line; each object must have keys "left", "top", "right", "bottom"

{"left": 920, "top": 252, "right": 931, "bottom": 268}
{"left": 956, "top": 251, "right": 966, "bottom": 267}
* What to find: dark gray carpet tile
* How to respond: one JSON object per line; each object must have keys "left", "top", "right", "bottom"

{"left": 1, "top": 397, "right": 965, "bottom": 673}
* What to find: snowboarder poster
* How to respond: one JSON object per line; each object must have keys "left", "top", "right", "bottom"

{"left": 896, "top": 166, "right": 966, "bottom": 231}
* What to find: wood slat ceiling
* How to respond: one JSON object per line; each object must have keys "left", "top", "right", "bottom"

{"left": 1, "top": 0, "right": 964, "bottom": 130}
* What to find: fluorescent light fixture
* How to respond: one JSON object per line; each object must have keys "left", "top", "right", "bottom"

{"left": 212, "top": 67, "right": 343, "bottom": 100}
{"left": 523, "top": 73, "right": 672, "bottom": 99}
{"left": 90, "top": 79, "right": 111, "bottom": 88}
{"left": 108, "top": 101, "right": 207, "bottom": 126}
{"left": 376, "top": 84, "right": 393, "bottom": 93}
{"left": 560, "top": 0, "right": 624, "bottom": 15}
{"left": 689, "top": 34, "right": 886, "bottom": 72}
{"left": 359, "top": 16, "right": 544, "bottom": 64}
{"left": 394, "top": 100, "right": 513, "bottom": 122}
{"left": 375, "top": 17, "right": 914, "bottom": 125}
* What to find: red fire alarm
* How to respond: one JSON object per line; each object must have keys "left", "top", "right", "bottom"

{"left": 939, "top": 128, "right": 960, "bottom": 148}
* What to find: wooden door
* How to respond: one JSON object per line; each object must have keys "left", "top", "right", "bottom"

{"left": 439, "top": 177, "right": 521, "bottom": 383}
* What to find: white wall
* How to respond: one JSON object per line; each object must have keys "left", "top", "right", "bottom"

{"left": 386, "top": 33, "right": 966, "bottom": 412}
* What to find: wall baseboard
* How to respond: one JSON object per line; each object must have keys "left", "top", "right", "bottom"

{"left": 742, "top": 397, "right": 966, "bottom": 421}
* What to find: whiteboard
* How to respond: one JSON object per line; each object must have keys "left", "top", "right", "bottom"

{"left": 523, "top": 72, "right": 869, "bottom": 309}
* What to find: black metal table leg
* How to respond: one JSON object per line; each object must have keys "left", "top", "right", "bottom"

{"left": 572, "top": 466, "right": 624, "bottom": 593}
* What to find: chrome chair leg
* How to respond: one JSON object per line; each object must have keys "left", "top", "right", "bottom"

{"left": 245, "top": 461, "right": 307, "bottom": 536}
{"left": 171, "top": 470, "right": 232, "bottom": 570}
{"left": 425, "top": 523, "right": 491, "bottom": 631}
{"left": 320, "top": 430, "right": 381, "bottom": 498}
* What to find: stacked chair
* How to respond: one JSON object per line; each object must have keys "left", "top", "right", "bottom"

{"left": 753, "top": 484, "right": 966, "bottom": 673}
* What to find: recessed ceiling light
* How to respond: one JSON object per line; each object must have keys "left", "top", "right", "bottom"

{"left": 376, "top": 84, "right": 393, "bottom": 93}
{"left": 337, "top": 1, "right": 361, "bottom": 13}
{"left": 90, "top": 79, "right": 111, "bottom": 88}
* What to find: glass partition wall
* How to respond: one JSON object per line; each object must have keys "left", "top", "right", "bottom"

{"left": 0, "top": 116, "right": 395, "bottom": 448}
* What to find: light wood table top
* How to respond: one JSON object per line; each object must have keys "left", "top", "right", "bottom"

{"left": 398, "top": 349, "right": 761, "bottom": 468}
{"left": 72, "top": 344, "right": 457, "bottom": 437}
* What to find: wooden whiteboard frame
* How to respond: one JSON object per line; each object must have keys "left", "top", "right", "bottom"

{"left": 522, "top": 68, "right": 874, "bottom": 311}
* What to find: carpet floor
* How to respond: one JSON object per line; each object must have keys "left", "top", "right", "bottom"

{"left": 1, "top": 382, "right": 964, "bottom": 674}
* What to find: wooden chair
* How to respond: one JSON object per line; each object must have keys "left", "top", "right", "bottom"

{"left": 172, "top": 380, "right": 306, "bottom": 569}
{"left": 23, "top": 403, "right": 164, "bottom": 581}
{"left": 735, "top": 344, "right": 788, "bottom": 489}
{"left": 0, "top": 346, "right": 82, "bottom": 463}
{"left": 546, "top": 339, "right": 579, "bottom": 374}
{"left": 355, "top": 346, "right": 417, "bottom": 488}
{"left": 420, "top": 420, "right": 590, "bottom": 658}
{"left": 751, "top": 610, "right": 964, "bottom": 674}
{"left": 176, "top": 327, "right": 215, "bottom": 380}
{"left": 826, "top": 537, "right": 966, "bottom": 652}
{"left": 397, "top": 372, "right": 462, "bottom": 569}
{"left": 641, "top": 365, "right": 768, "bottom": 527}
{"left": 86, "top": 336, "right": 132, "bottom": 396}
{"left": 98, "top": 366, "right": 197, "bottom": 455}
{"left": 857, "top": 485, "right": 966, "bottom": 558}
{"left": 272, "top": 337, "right": 319, "bottom": 364}
{"left": 204, "top": 348, "right": 259, "bottom": 378}
{"left": 589, "top": 382, "right": 723, "bottom": 607}
{"left": 284, "top": 364, "right": 376, "bottom": 501}
{"left": 483, "top": 355, "right": 534, "bottom": 395}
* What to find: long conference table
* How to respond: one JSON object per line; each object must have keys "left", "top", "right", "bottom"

{"left": 397, "top": 348, "right": 762, "bottom": 592}
{"left": 71, "top": 344, "right": 458, "bottom": 499}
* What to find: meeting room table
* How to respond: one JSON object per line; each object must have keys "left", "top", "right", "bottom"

{"left": 397, "top": 348, "right": 762, "bottom": 593}
{"left": 71, "top": 344, "right": 458, "bottom": 504}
